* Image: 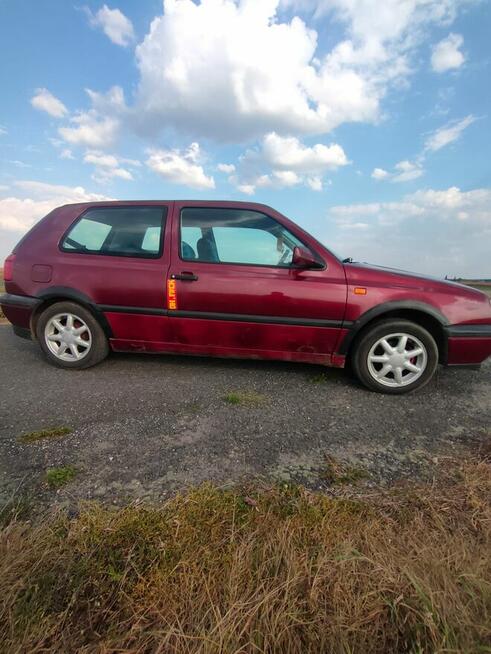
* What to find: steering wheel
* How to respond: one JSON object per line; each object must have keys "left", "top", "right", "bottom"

{"left": 278, "top": 247, "right": 291, "bottom": 266}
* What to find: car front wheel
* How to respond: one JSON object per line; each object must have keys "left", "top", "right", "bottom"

{"left": 36, "top": 301, "right": 109, "bottom": 369}
{"left": 351, "top": 319, "right": 439, "bottom": 394}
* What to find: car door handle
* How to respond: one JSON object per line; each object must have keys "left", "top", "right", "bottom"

{"left": 171, "top": 272, "right": 199, "bottom": 281}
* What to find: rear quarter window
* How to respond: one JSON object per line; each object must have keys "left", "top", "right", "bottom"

{"left": 60, "top": 206, "right": 167, "bottom": 258}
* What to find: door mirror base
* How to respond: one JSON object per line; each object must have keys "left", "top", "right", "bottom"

{"left": 292, "top": 246, "right": 323, "bottom": 269}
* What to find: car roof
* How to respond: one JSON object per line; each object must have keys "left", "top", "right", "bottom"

{"left": 60, "top": 200, "right": 276, "bottom": 212}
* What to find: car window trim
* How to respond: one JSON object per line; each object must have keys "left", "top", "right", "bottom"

{"left": 178, "top": 206, "right": 326, "bottom": 270}
{"left": 58, "top": 205, "right": 168, "bottom": 260}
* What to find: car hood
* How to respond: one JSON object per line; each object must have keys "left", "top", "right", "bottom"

{"left": 344, "top": 262, "right": 485, "bottom": 298}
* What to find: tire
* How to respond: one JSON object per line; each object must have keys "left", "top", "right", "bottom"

{"left": 36, "top": 301, "right": 109, "bottom": 369}
{"left": 351, "top": 319, "right": 439, "bottom": 394}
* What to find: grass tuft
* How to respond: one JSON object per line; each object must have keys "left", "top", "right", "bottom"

{"left": 224, "top": 390, "right": 266, "bottom": 405}
{"left": 0, "top": 496, "right": 32, "bottom": 528}
{"left": 0, "top": 461, "right": 490, "bottom": 652}
{"left": 309, "top": 372, "right": 330, "bottom": 384}
{"left": 19, "top": 426, "right": 72, "bottom": 444}
{"left": 45, "top": 466, "right": 78, "bottom": 489}
{"left": 321, "top": 454, "right": 370, "bottom": 485}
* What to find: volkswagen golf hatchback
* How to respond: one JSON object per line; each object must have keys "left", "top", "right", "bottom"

{"left": 2, "top": 200, "right": 491, "bottom": 394}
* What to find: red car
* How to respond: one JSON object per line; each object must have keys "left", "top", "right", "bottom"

{"left": 1, "top": 200, "right": 490, "bottom": 394}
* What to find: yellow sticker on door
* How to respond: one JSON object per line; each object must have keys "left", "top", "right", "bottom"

{"left": 167, "top": 279, "right": 177, "bottom": 310}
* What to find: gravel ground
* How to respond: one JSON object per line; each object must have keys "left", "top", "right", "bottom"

{"left": 0, "top": 324, "right": 490, "bottom": 509}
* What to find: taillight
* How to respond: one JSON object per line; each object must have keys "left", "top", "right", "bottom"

{"left": 3, "top": 254, "right": 15, "bottom": 281}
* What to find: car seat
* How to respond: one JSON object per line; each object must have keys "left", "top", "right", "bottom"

{"left": 197, "top": 235, "right": 219, "bottom": 262}
{"left": 181, "top": 241, "right": 196, "bottom": 259}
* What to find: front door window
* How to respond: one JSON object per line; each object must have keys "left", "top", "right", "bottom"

{"left": 180, "top": 207, "right": 310, "bottom": 267}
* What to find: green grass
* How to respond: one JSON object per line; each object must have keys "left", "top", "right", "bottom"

{"left": 18, "top": 426, "right": 72, "bottom": 444}
{"left": 0, "top": 459, "right": 489, "bottom": 653}
{"left": 45, "top": 466, "right": 78, "bottom": 489}
{"left": 309, "top": 372, "right": 330, "bottom": 384}
{"left": 224, "top": 390, "right": 266, "bottom": 405}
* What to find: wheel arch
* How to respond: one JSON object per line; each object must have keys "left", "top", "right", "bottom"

{"left": 340, "top": 301, "right": 448, "bottom": 364}
{"left": 30, "top": 287, "right": 113, "bottom": 340}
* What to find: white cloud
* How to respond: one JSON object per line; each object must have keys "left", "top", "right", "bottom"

{"left": 60, "top": 148, "right": 74, "bottom": 160}
{"left": 146, "top": 142, "right": 215, "bottom": 189}
{"left": 232, "top": 131, "right": 348, "bottom": 193}
{"left": 0, "top": 181, "right": 110, "bottom": 232}
{"left": 58, "top": 86, "right": 125, "bottom": 149}
{"left": 83, "top": 150, "right": 135, "bottom": 183}
{"left": 370, "top": 159, "right": 425, "bottom": 184}
{"left": 60, "top": 115, "right": 120, "bottom": 149}
{"left": 424, "top": 114, "right": 476, "bottom": 152}
{"left": 372, "top": 114, "right": 475, "bottom": 183}
{"left": 371, "top": 161, "right": 424, "bottom": 184}
{"left": 84, "top": 151, "right": 120, "bottom": 168}
{"left": 272, "top": 170, "right": 301, "bottom": 186}
{"left": 307, "top": 176, "right": 323, "bottom": 191}
{"left": 236, "top": 183, "right": 256, "bottom": 195}
{"left": 134, "top": 0, "right": 323, "bottom": 141}
{"left": 283, "top": 0, "right": 463, "bottom": 39}
{"left": 431, "top": 33, "right": 465, "bottom": 73}
{"left": 87, "top": 4, "right": 135, "bottom": 46}
{"left": 392, "top": 160, "right": 424, "bottom": 183}
{"left": 217, "top": 163, "right": 235, "bottom": 173}
{"left": 327, "top": 186, "right": 491, "bottom": 277}
{"left": 98, "top": 168, "right": 133, "bottom": 182}
{"left": 260, "top": 133, "right": 348, "bottom": 172}
{"left": 130, "top": 0, "right": 469, "bottom": 142}
{"left": 31, "top": 88, "right": 68, "bottom": 118}
{"left": 120, "top": 157, "right": 142, "bottom": 167}
{"left": 371, "top": 167, "right": 390, "bottom": 180}
{"left": 42, "top": 0, "right": 469, "bottom": 155}
{"left": 0, "top": 126, "right": 7, "bottom": 136}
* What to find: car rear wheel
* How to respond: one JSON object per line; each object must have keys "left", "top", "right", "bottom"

{"left": 351, "top": 319, "right": 439, "bottom": 394}
{"left": 36, "top": 301, "right": 109, "bottom": 369}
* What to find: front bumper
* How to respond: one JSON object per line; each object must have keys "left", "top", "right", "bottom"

{"left": 0, "top": 293, "right": 40, "bottom": 330}
{"left": 445, "top": 324, "right": 491, "bottom": 366}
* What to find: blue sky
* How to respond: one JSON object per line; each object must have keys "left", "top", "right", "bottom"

{"left": 0, "top": 0, "right": 490, "bottom": 276}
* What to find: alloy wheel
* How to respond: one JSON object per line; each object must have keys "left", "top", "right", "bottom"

{"left": 366, "top": 332, "right": 427, "bottom": 388}
{"left": 44, "top": 312, "right": 92, "bottom": 362}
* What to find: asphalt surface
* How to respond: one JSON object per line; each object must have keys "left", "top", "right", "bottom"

{"left": 0, "top": 324, "right": 490, "bottom": 508}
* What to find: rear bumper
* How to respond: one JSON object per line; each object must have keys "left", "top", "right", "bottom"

{"left": 445, "top": 324, "right": 491, "bottom": 366}
{"left": 0, "top": 293, "right": 40, "bottom": 330}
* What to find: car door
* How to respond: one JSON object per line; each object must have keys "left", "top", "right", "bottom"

{"left": 167, "top": 202, "right": 347, "bottom": 364}
{"left": 55, "top": 203, "right": 173, "bottom": 346}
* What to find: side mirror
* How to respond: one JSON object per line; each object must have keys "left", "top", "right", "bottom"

{"left": 292, "top": 246, "right": 321, "bottom": 269}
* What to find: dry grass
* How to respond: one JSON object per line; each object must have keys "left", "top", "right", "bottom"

{"left": 0, "top": 460, "right": 490, "bottom": 653}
